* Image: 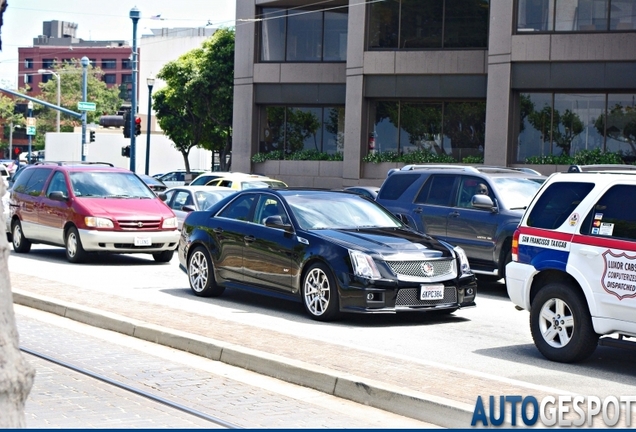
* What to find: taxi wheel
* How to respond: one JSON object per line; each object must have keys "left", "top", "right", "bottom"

{"left": 11, "top": 220, "right": 31, "bottom": 253}
{"left": 153, "top": 250, "right": 174, "bottom": 263}
{"left": 65, "top": 226, "right": 88, "bottom": 263}
{"left": 188, "top": 246, "right": 224, "bottom": 297}
{"left": 302, "top": 262, "right": 340, "bottom": 322}
{"left": 530, "top": 283, "right": 598, "bottom": 363}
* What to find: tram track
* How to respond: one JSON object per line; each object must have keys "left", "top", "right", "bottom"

{"left": 21, "top": 346, "right": 241, "bottom": 429}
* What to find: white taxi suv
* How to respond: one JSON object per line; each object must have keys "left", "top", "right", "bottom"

{"left": 506, "top": 164, "right": 636, "bottom": 363}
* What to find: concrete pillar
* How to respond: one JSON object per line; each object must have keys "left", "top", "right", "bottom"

{"left": 484, "top": 0, "right": 515, "bottom": 166}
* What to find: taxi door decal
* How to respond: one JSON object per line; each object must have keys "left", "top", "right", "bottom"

{"left": 601, "top": 249, "right": 636, "bottom": 300}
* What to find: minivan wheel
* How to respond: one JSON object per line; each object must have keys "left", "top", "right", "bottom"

{"left": 530, "top": 283, "right": 599, "bottom": 363}
{"left": 12, "top": 220, "right": 31, "bottom": 253}
{"left": 153, "top": 250, "right": 174, "bottom": 263}
{"left": 65, "top": 226, "right": 88, "bottom": 263}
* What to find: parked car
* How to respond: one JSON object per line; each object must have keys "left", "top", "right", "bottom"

{"left": 138, "top": 174, "right": 168, "bottom": 195}
{"left": 206, "top": 175, "right": 288, "bottom": 190}
{"left": 507, "top": 164, "right": 636, "bottom": 362}
{"left": 344, "top": 186, "right": 380, "bottom": 200}
{"left": 0, "top": 163, "right": 9, "bottom": 186}
{"left": 8, "top": 161, "right": 180, "bottom": 263}
{"left": 376, "top": 165, "right": 545, "bottom": 282}
{"left": 178, "top": 189, "right": 476, "bottom": 321}
{"left": 157, "top": 169, "right": 209, "bottom": 187}
{"left": 162, "top": 185, "right": 237, "bottom": 230}
{"left": 189, "top": 172, "right": 251, "bottom": 186}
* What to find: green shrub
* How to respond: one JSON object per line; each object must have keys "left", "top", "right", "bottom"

{"left": 525, "top": 148, "right": 628, "bottom": 165}
{"left": 362, "top": 149, "right": 458, "bottom": 164}
{"left": 462, "top": 155, "right": 484, "bottom": 164}
{"left": 251, "top": 150, "right": 343, "bottom": 163}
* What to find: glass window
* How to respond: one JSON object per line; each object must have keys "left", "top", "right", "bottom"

{"left": 444, "top": 0, "right": 489, "bottom": 48}
{"left": 415, "top": 175, "right": 456, "bottom": 206}
{"left": 286, "top": 9, "right": 323, "bottom": 61}
{"left": 24, "top": 168, "right": 53, "bottom": 196}
{"left": 574, "top": 0, "right": 609, "bottom": 31}
{"left": 322, "top": 107, "right": 345, "bottom": 154}
{"left": 122, "top": 74, "right": 133, "bottom": 83}
{"left": 218, "top": 194, "right": 256, "bottom": 221}
{"left": 442, "top": 102, "right": 486, "bottom": 161}
{"left": 603, "top": 94, "right": 636, "bottom": 156}
{"left": 42, "top": 59, "right": 55, "bottom": 69}
{"left": 400, "top": 0, "right": 442, "bottom": 48}
{"left": 323, "top": 11, "right": 348, "bottom": 61}
{"left": 286, "top": 107, "right": 322, "bottom": 152}
{"left": 368, "top": 0, "right": 489, "bottom": 49}
{"left": 517, "top": 0, "right": 554, "bottom": 31}
{"left": 122, "top": 59, "right": 132, "bottom": 69}
{"left": 259, "top": 106, "right": 344, "bottom": 154}
{"left": 517, "top": 92, "right": 633, "bottom": 162}
{"left": 260, "top": 8, "right": 287, "bottom": 62}
{"left": 46, "top": 171, "right": 68, "bottom": 197}
{"left": 41, "top": 74, "right": 51, "bottom": 84}
{"left": 399, "top": 103, "right": 443, "bottom": 154}
{"left": 368, "top": 0, "right": 399, "bottom": 48}
{"left": 102, "top": 59, "right": 117, "bottom": 69}
{"left": 25, "top": 59, "right": 33, "bottom": 69}
{"left": 377, "top": 173, "right": 420, "bottom": 200}
{"left": 372, "top": 101, "right": 400, "bottom": 154}
{"left": 103, "top": 74, "right": 116, "bottom": 84}
{"left": 12, "top": 169, "right": 35, "bottom": 194}
{"left": 610, "top": 0, "right": 636, "bottom": 30}
{"left": 582, "top": 185, "right": 636, "bottom": 240}
{"left": 527, "top": 182, "right": 594, "bottom": 229}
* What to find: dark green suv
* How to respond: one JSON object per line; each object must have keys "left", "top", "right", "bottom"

{"left": 376, "top": 165, "right": 545, "bottom": 282}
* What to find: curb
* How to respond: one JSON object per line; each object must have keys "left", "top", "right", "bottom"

{"left": 13, "top": 289, "right": 476, "bottom": 428}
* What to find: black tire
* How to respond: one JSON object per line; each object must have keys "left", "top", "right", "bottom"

{"left": 530, "top": 283, "right": 599, "bottom": 363}
{"left": 153, "top": 250, "right": 174, "bottom": 263}
{"left": 11, "top": 220, "right": 31, "bottom": 253}
{"left": 65, "top": 226, "right": 88, "bottom": 263}
{"left": 187, "top": 246, "right": 224, "bottom": 297}
{"left": 301, "top": 262, "right": 340, "bottom": 321}
{"left": 501, "top": 248, "right": 512, "bottom": 281}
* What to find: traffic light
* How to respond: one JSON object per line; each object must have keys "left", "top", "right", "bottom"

{"left": 89, "top": 130, "right": 95, "bottom": 143}
{"left": 134, "top": 116, "right": 141, "bottom": 136}
{"left": 123, "top": 111, "right": 131, "bottom": 138}
{"left": 121, "top": 145, "right": 131, "bottom": 157}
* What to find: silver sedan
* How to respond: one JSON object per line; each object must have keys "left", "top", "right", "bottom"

{"left": 162, "top": 186, "right": 237, "bottom": 230}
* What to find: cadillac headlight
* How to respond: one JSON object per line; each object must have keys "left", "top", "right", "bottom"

{"left": 349, "top": 250, "right": 381, "bottom": 280}
{"left": 85, "top": 216, "right": 114, "bottom": 228}
{"left": 454, "top": 246, "right": 471, "bottom": 276}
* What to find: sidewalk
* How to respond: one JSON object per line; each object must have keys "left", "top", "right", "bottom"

{"left": 11, "top": 271, "right": 555, "bottom": 428}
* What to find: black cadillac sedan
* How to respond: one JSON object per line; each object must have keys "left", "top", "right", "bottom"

{"left": 178, "top": 189, "right": 477, "bottom": 321}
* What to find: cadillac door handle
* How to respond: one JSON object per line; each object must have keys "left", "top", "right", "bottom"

{"left": 578, "top": 248, "right": 599, "bottom": 258}
{"left": 244, "top": 235, "right": 255, "bottom": 243}
{"left": 213, "top": 228, "right": 223, "bottom": 234}
{"left": 449, "top": 211, "right": 460, "bottom": 218}
{"left": 413, "top": 207, "right": 423, "bottom": 214}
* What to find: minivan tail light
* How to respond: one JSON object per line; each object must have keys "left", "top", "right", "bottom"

{"left": 511, "top": 229, "right": 520, "bottom": 262}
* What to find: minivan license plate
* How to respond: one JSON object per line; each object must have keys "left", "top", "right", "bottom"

{"left": 420, "top": 284, "right": 444, "bottom": 301}
{"left": 134, "top": 237, "right": 151, "bottom": 246}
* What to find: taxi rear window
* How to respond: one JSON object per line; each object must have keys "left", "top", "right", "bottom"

{"left": 527, "top": 182, "right": 594, "bottom": 230}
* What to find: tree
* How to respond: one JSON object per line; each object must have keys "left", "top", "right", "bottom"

{"left": 594, "top": 103, "right": 636, "bottom": 155}
{"left": 0, "top": 0, "right": 36, "bottom": 427}
{"left": 36, "top": 61, "right": 122, "bottom": 146}
{"left": 527, "top": 103, "right": 584, "bottom": 156}
{"left": 154, "top": 28, "right": 235, "bottom": 172}
{"left": 0, "top": 94, "right": 24, "bottom": 155}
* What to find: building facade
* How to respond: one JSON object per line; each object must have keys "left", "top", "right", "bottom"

{"left": 18, "top": 20, "right": 135, "bottom": 98}
{"left": 232, "top": 0, "right": 636, "bottom": 187}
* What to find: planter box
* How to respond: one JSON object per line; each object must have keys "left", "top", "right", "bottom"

{"left": 253, "top": 160, "right": 343, "bottom": 188}
{"left": 362, "top": 162, "right": 403, "bottom": 180}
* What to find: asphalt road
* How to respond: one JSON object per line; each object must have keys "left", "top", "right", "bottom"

{"left": 8, "top": 245, "right": 636, "bottom": 401}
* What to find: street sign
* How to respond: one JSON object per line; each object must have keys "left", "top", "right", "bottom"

{"left": 77, "top": 101, "right": 97, "bottom": 111}
{"left": 26, "top": 126, "right": 36, "bottom": 135}
{"left": 26, "top": 117, "right": 36, "bottom": 127}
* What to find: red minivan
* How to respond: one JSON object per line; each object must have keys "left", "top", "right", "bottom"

{"left": 8, "top": 162, "right": 180, "bottom": 263}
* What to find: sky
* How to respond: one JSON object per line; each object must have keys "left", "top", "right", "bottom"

{"left": 0, "top": 0, "right": 237, "bottom": 88}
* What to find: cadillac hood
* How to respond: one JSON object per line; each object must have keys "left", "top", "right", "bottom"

{"left": 313, "top": 227, "right": 451, "bottom": 258}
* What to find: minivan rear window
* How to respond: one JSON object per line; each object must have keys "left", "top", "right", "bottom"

{"left": 527, "top": 182, "right": 594, "bottom": 230}
{"left": 378, "top": 174, "right": 420, "bottom": 200}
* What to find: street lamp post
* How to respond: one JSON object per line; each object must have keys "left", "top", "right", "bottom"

{"left": 129, "top": 6, "right": 140, "bottom": 172}
{"left": 80, "top": 57, "right": 89, "bottom": 162}
{"left": 27, "top": 101, "right": 33, "bottom": 164}
{"left": 145, "top": 75, "right": 155, "bottom": 175}
{"left": 37, "top": 69, "right": 60, "bottom": 132}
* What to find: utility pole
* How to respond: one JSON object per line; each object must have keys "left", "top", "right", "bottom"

{"left": 129, "top": 6, "right": 140, "bottom": 172}
{"left": 81, "top": 56, "right": 89, "bottom": 161}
